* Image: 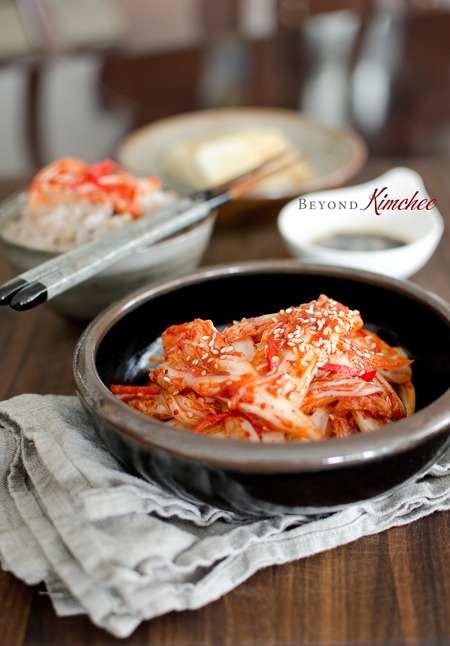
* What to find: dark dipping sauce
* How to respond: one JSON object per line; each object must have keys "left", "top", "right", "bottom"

{"left": 314, "top": 232, "right": 407, "bottom": 252}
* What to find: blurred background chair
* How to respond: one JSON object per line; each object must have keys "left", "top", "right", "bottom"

{"left": 0, "top": 0, "right": 132, "bottom": 174}
{"left": 0, "top": 0, "right": 449, "bottom": 179}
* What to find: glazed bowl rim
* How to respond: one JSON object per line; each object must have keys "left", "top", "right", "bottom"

{"left": 73, "top": 260, "right": 450, "bottom": 474}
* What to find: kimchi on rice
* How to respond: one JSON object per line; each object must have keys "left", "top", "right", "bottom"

{"left": 111, "top": 294, "right": 415, "bottom": 442}
{"left": 3, "top": 157, "right": 176, "bottom": 252}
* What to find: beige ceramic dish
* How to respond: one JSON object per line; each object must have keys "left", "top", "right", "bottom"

{"left": 0, "top": 191, "right": 216, "bottom": 320}
{"left": 116, "top": 107, "right": 368, "bottom": 223}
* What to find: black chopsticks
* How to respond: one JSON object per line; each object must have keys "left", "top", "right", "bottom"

{"left": 0, "top": 150, "right": 299, "bottom": 311}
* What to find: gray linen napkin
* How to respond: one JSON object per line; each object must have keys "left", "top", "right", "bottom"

{"left": 0, "top": 394, "right": 449, "bottom": 639}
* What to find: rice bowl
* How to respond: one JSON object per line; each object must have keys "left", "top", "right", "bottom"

{"left": 0, "top": 194, "right": 216, "bottom": 321}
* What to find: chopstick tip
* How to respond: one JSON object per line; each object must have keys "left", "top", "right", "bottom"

{"left": 0, "top": 277, "right": 28, "bottom": 305}
{"left": 10, "top": 282, "right": 48, "bottom": 311}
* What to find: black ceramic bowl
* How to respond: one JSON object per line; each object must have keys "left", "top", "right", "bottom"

{"left": 73, "top": 261, "right": 450, "bottom": 516}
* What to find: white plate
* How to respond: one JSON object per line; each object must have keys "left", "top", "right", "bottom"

{"left": 116, "top": 107, "right": 368, "bottom": 201}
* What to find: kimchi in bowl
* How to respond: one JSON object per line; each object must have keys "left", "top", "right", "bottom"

{"left": 73, "top": 261, "right": 450, "bottom": 515}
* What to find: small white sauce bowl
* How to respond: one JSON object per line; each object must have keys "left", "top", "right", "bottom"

{"left": 277, "top": 167, "right": 444, "bottom": 279}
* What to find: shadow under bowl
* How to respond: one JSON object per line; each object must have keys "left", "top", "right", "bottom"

{"left": 73, "top": 261, "right": 450, "bottom": 516}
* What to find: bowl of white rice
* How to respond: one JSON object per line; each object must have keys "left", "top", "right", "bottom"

{"left": 0, "top": 159, "right": 216, "bottom": 320}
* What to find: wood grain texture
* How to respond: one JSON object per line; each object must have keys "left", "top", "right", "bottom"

{"left": 0, "top": 157, "right": 448, "bottom": 645}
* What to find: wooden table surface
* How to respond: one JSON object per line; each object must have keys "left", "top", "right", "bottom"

{"left": 0, "top": 156, "right": 449, "bottom": 646}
